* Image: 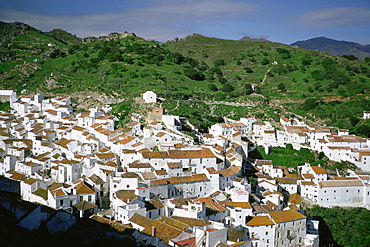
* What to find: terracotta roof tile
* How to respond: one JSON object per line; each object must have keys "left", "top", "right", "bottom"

{"left": 167, "top": 162, "right": 182, "bottom": 168}
{"left": 115, "top": 190, "right": 138, "bottom": 203}
{"left": 169, "top": 197, "right": 188, "bottom": 208}
{"left": 319, "top": 179, "right": 363, "bottom": 187}
{"left": 311, "top": 166, "right": 327, "bottom": 175}
{"left": 288, "top": 193, "right": 302, "bottom": 205}
{"left": 170, "top": 216, "right": 210, "bottom": 226}
{"left": 141, "top": 172, "right": 157, "bottom": 180}
{"left": 89, "top": 174, "right": 105, "bottom": 184}
{"left": 269, "top": 210, "right": 306, "bottom": 223}
{"left": 158, "top": 216, "right": 191, "bottom": 232}
{"left": 73, "top": 200, "right": 97, "bottom": 210}
{"left": 220, "top": 201, "right": 252, "bottom": 209}
{"left": 129, "top": 213, "right": 183, "bottom": 244}
{"left": 75, "top": 181, "right": 95, "bottom": 194}
{"left": 247, "top": 216, "right": 274, "bottom": 226}
{"left": 128, "top": 160, "right": 151, "bottom": 168}
{"left": 227, "top": 228, "right": 245, "bottom": 242}
{"left": 90, "top": 214, "right": 133, "bottom": 232}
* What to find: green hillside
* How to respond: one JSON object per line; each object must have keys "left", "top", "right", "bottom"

{"left": 164, "top": 34, "right": 370, "bottom": 135}
{"left": 1, "top": 23, "right": 370, "bottom": 136}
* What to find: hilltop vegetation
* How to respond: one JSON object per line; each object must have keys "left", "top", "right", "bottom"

{"left": 305, "top": 206, "right": 370, "bottom": 247}
{"left": 165, "top": 34, "right": 370, "bottom": 136}
{"left": 1, "top": 22, "right": 370, "bottom": 136}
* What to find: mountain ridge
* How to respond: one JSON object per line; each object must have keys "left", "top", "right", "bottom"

{"left": 239, "top": 36, "right": 270, "bottom": 42}
{"left": 291, "top": 36, "right": 370, "bottom": 59}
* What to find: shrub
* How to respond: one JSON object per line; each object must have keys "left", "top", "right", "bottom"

{"left": 244, "top": 84, "right": 253, "bottom": 95}
{"left": 208, "top": 83, "right": 218, "bottom": 91}
{"left": 244, "top": 67, "right": 253, "bottom": 73}
{"left": 277, "top": 83, "right": 286, "bottom": 91}
{"left": 261, "top": 58, "right": 269, "bottom": 65}
{"left": 214, "top": 59, "right": 226, "bottom": 67}
{"left": 221, "top": 84, "right": 234, "bottom": 92}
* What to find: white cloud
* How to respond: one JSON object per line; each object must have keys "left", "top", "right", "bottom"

{"left": 0, "top": 0, "right": 255, "bottom": 41}
{"left": 296, "top": 6, "right": 370, "bottom": 29}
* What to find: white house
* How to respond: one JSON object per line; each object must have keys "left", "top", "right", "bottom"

{"left": 317, "top": 179, "right": 370, "bottom": 208}
{"left": 247, "top": 210, "right": 307, "bottom": 247}
{"left": 143, "top": 91, "right": 157, "bottom": 103}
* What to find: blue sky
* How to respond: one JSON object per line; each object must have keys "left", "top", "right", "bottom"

{"left": 1, "top": 0, "right": 370, "bottom": 44}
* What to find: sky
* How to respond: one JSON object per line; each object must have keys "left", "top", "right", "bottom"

{"left": 0, "top": 0, "right": 370, "bottom": 44}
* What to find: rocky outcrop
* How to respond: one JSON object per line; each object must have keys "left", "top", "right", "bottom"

{"left": 83, "top": 32, "right": 136, "bottom": 43}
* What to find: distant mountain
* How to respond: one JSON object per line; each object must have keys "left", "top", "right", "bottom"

{"left": 239, "top": 36, "right": 270, "bottom": 42}
{"left": 291, "top": 37, "right": 370, "bottom": 59}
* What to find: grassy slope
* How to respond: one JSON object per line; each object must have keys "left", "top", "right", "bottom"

{"left": 1, "top": 28, "right": 370, "bottom": 135}
{"left": 165, "top": 34, "right": 370, "bottom": 136}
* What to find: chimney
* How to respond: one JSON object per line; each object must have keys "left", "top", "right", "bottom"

{"left": 152, "top": 226, "right": 156, "bottom": 237}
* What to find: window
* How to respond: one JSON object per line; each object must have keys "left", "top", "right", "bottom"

{"left": 80, "top": 196, "right": 83, "bottom": 201}
{"left": 88, "top": 195, "right": 92, "bottom": 202}
{"left": 265, "top": 231, "right": 268, "bottom": 235}
{"left": 60, "top": 200, "right": 63, "bottom": 206}
{"left": 127, "top": 184, "right": 130, "bottom": 188}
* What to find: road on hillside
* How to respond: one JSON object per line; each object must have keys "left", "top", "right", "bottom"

{"left": 175, "top": 99, "right": 255, "bottom": 107}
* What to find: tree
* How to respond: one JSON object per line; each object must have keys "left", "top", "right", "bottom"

{"left": 221, "top": 84, "right": 234, "bottom": 92}
{"left": 350, "top": 116, "right": 360, "bottom": 127}
{"left": 184, "top": 68, "right": 204, "bottom": 81}
{"left": 261, "top": 58, "right": 269, "bottom": 65}
{"left": 244, "top": 67, "right": 253, "bottom": 73}
{"left": 244, "top": 84, "right": 253, "bottom": 95}
{"left": 210, "top": 67, "right": 223, "bottom": 77}
{"left": 302, "top": 57, "right": 312, "bottom": 66}
{"left": 356, "top": 124, "right": 370, "bottom": 137}
{"left": 214, "top": 59, "right": 226, "bottom": 67}
{"left": 254, "top": 86, "right": 262, "bottom": 94}
{"left": 208, "top": 83, "right": 218, "bottom": 91}
{"left": 219, "top": 77, "right": 228, "bottom": 84}
{"left": 365, "top": 57, "right": 370, "bottom": 65}
{"left": 341, "top": 54, "right": 358, "bottom": 60}
{"left": 302, "top": 98, "right": 319, "bottom": 110}
{"left": 167, "top": 52, "right": 184, "bottom": 64}
{"left": 277, "top": 83, "right": 286, "bottom": 91}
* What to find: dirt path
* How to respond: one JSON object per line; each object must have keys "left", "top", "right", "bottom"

{"left": 260, "top": 65, "right": 275, "bottom": 85}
